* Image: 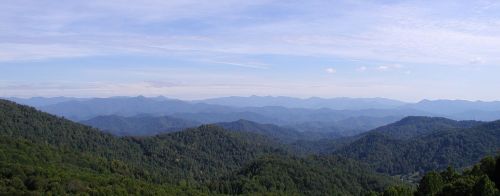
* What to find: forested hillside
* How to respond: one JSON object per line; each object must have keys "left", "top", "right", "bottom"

{"left": 335, "top": 117, "right": 500, "bottom": 175}
{"left": 368, "top": 116, "right": 482, "bottom": 140}
{"left": 215, "top": 119, "right": 342, "bottom": 143}
{"left": 0, "top": 136, "right": 205, "bottom": 195}
{"left": 215, "top": 119, "right": 305, "bottom": 143}
{"left": 0, "top": 99, "right": 400, "bottom": 195}
{"left": 371, "top": 155, "right": 500, "bottom": 195}
{"left": 212, "top": 155, "right": 398, "bottom": 195}
{"left": 414, "top": 155, "right": 500, "bottom": 195}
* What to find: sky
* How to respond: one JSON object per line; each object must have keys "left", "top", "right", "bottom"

{"left": 1, "top": 0, "right": 500, "bottom": 101}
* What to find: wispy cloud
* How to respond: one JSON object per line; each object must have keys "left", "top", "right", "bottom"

{"left": 356, "top": 66, "right": 367, "bottom": 72}
{"left": 376, "top": 64, "right": 402, "bottom": 71}
{"left": 2, "top": 0, "right": 500, "bottom": 100}
{"left": 209, "top": 61, "right": 270, "bottom": 70}
{"left": 2, "top": 0, "right": 500, "bottom": 66}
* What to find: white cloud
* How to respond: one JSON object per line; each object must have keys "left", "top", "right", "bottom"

{"left": 325, "top": 68, "right": 336, "bottom": 74}
{"left": 376, "top": 66, "right": 389, "bottom": 71}
{"left": 376, "top": 64, "right": 402, "bottom": 71}
{"left": 356, "top": 66, "right": 367, "bottom": 72}
{"left": 469, "top": 57, "right": 485, "bottom": 64}
{"left": 209, "top": 61, "right": 270, "bottom": 70}
{"left": 1, "top": 0, "right": 500, "bottom": 93}
{"left": 1, "top": 0, "right": 500, "bottom": 66}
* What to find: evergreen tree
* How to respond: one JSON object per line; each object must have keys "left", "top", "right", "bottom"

{"left": 473, "top": 175, "right": 498, "bottom": 196}
{"left": 416, "top": 172, "right": 444, "bottom": 196}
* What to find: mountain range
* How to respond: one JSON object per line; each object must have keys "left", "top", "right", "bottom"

{"left": 6, "top": 96, "right": 500, "bottom": 140}
{"left": 1, "top": 98, "right": 500, "bottom": 195}
{"left": 8, "top": 96, "right": 500, "bottom": 121}
{"left": 332, "top": 116, "right": 500, "bottom": 176}
{"left": 0, "top": 99, "right": 398, "bottom": 195}
{"left": 81, "top": 115, "right": 201, "bottom": 136}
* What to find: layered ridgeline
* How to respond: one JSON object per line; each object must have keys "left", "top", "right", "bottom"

{"left": 81, "top": 115, "right": 201, "bottom": 136}
{"left": 30, "top": 96, "right": 414, "bottom": 137}
{"left": 215, "top": 119, "right": 341, "bottom": 143}
{"left": 0, "top": 99, "right": 399, "bottom": 195}
{"left": 332, "top": 116, "right": 500, "bottom": 176}
{"left": 81, "top": 116, "right": 341, "bottom": 142}
{"left": 12, "top": 96, "right": 500, "bottom": 122}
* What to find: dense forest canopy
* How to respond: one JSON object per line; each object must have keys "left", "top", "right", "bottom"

{"left": 0, "top": 99, "right": 403, "bottom": 195}
{"left": 334, "top": 117, "right": 500, "bottom": 175}
{"left": 2, "top": 98, "right": 500, "bottom": 195}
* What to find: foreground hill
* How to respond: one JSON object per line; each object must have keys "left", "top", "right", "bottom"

{"left": 81, "top": 115, "right": 201, "bottom": 136}
{"left": 0, "top": 99, "right": 285, "bottom": 183}
{"left": 334, "top": 116, "right": 500, "bottom": 175}
{"left": 0, "top": 135, "right": 204, "bottom": 195}
{"left": 414, "top": 155, "right": 500, "bottom": 195}
{"left": 211, "top": 155, "right": 397, "bottom": 195}
{"left": 0, "top": 99, "right": 399, "bottom": 195}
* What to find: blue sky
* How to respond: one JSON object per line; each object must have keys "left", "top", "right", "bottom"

{"left": 1, "top": 0, "right": 500, "bottom": 101}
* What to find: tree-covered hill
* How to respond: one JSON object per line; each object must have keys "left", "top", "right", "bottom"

{"left": 0, "top": 99, "right": 285, "bottom": 183}
{"left": 215, "top": 119, "right": 304, "bottom": 143}
{"left": 372, "top": 155, "right": 500, "bottom": 196}
{"left": 215, "top": 119, "right": 342, "bottom": 143}
{"left": 414, "top": 155, "right": 500, "bottom": 196}
{"left": 0, "top": 136, "right": 205, "bottom": 195}
{"left": 335, "top": 117, "right": 500, "bottom": 175}
{"left": 212, "top": 155, "right": 399, "bottom": 196}
{"left": 0, "top": 99, "right": 401, "bottom": 194}
{"left": 368, "top": 116, "right": 482, "bottom": 140}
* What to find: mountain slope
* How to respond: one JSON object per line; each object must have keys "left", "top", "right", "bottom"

{"left": 290, "top": 116, "right": 402, "bottom": 137}
{"left": 0, "top": 99, "right": 285, "bottom": 183}
{"left": 0, "top": 99, "right": 401, "bottom": 194}
{"left": 215, "top": 119, "right": 345, "bottom": 143}
{"left": 368, "top": 116, "right": 482, "bottom": 140}
{"left": 335, "top": 117, "right": 500, "bottom": 175}
{"left": 0, "top": 136, "right": 205, "bottom": 195}
{"left": 81, "top": 115, "right": 201, "bottom": 136}
{"left": 215, "top": 119, "right": 306, "bottom": 143}
{"left": 212, "top": 155, "right": 399, "bottom": 195}
{"left": 414, "top": 155, "right": 500, "bottom": 195}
